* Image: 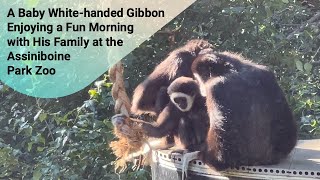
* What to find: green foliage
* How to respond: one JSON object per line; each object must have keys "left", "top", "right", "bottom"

{"left": 1, "top": 0, "right": 320, "bottom": 179}
{"left": 0, "top": 79, "right": 149, "bottom": 179}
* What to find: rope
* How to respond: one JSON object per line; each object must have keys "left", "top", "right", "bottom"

{"left": 108, "top": 62, "right": 131, "bottom": 117}
{"left": 108, "top": 62, "right": 147, "bottom": 173}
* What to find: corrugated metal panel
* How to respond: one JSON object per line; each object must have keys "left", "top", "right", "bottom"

{"left": 152, "top": 139, "right": 320, "bottom": 179}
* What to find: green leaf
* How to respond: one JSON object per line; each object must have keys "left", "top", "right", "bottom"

{"left": 38, "top": 134, "right": 46, "bottom": 145}
{"left": 295, "top": 60, "right": 304, "bottom": 71}
{"left": 37, "top": 147, "right": 44, "bottom": 152}
{"left": 306, "top": 99, "right": 313, "bottom": 108}
{"left": 25, "top": 126, "right": 33, "bottom": 136}
{"left": 259, "top": 25, "right": 266, "bottom": 32}
{"left": 32, "top": 168, "right": 41, "bottom": 180}
{"left": 304, "top": 63, "right": 312, "bottom": 73}
{"left": 282, "top": 0, "right": 289, "bottom": 3}
{"left": 88, "top": 89, "right": 98, "bottom": 98}
{"left": 103, "top": 82, "right": 113, "bottom": 88}
{"left": 39, "top": 113, "right": 47, "bottom": 122}
{"left": 265, "top": 6, "right": 272, "bottom": 18}
{"left": 310, "top": 120, "right": 317, "bottom": 127}
{"left": 230, "top": 7, "right": 245, "bottom": 14}
{"left": 28, "top": 142, "right": 33, "bottom": 152}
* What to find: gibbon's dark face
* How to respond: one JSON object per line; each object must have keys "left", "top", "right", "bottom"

{"left": 167, "top": 77, "right": 199, "bottom": 112}
{"left": 172, "top": 96, "right": 187, "bottom": 109}
{"left": 170, "top": 92, "right": 195, "bottom": 112}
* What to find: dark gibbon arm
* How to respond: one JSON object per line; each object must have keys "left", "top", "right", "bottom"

{"left": 141, "top": 104, "right": 180, "bottom": 138}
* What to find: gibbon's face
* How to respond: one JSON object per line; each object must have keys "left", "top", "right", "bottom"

{"left": 167, "top": 77, "right": 198, "bottom": 111}
{"left": 170, "top": 92, "right": 195, "bottom": 112}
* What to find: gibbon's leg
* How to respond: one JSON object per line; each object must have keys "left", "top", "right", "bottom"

{"left": 170, "top": 149, "right": 189, "bottom": 155}
{"left": 168, "top": 135, "right": 190, "bottom": 156}
{"left": 126, "top": 137, "right": 173, "bottom": 162}
{"left": 181, "top": 151, "right": 201, "bottom": 180}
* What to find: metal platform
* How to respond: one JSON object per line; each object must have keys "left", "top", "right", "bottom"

{"left": 151, "top": 139, "right": 320, "bottom": 180}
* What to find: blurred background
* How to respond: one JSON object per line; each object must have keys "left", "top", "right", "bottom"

{"left": 0, "top": 0, "right": 319, "bottom": 179}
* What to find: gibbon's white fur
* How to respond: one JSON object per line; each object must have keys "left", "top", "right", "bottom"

{"left": 193, "top": 73, "right": 207, "bottom": 97}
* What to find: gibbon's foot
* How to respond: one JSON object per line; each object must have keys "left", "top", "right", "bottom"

{"left": 181, "top": 151, "right": 200, "bottom": 180}
{"left": 111, "top": 114, "right": 126, "bottom": 128}
{"left": 132, "top": 155, "right": 144, "bottom": 171}
{"left": 111, "top": 114, "right": 132, "bottom": 136}
{"left": 170, "top": 149, "right": 189, "bottom": 156}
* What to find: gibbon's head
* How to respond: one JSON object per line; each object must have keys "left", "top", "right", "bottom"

{"left": 163, "top": 39, "right": 214, "bottom": 79}
{"left": 182, "top": 39, "right": 214, "bottom": 56}
{"left": 167, "top": 77, "right": 199, "bottom": 112}
{"left": 191, "top": 53, "right": 235, "bottom": 96}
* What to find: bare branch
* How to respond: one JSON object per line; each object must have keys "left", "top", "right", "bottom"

{"left": 312, "top": 46, "right": 320, "bottom": 60}
{"left": 286, "top": 12, "right": 320, "bottom": 40}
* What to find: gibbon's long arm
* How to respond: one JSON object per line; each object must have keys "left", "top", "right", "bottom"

{"left": 141, "top": 104, "right": 180, "bottom": 138}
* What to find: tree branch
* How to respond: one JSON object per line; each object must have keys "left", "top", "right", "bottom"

{"left": 286, "top": 12, "right": 320, "bottom": 40}
{"left": 312, "top": 46, "right": 320, "bottom": 60}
